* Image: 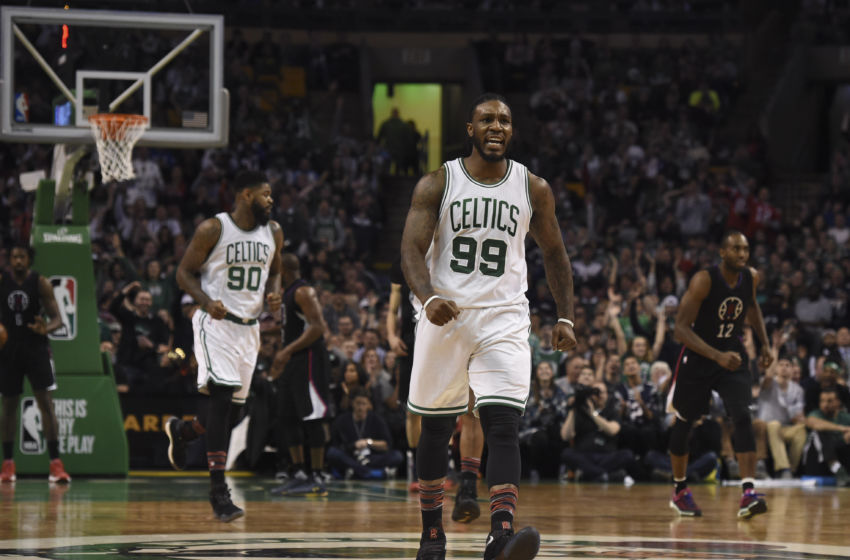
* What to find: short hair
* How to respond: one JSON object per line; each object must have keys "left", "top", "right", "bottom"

{"left": 350, "top": 388, "right": 371, "bottom": 402}
{"left": 720, "top": 229, "right": 746, "bottom": 248}
{"left": 281, "top": 252, "right": 300, "bottom": 273}
{"left": 10, "top": 243, "right": 34, "bottom": 261}
{"left": 468, "top": 92, "right": 510, "bottom": 122}
{"left": 232, "top": 170, "right": 268, "bottom": 194}
{"left": 820, "top": 387, "right": 838, "bottom": 398}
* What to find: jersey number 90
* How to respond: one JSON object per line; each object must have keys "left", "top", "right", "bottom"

{"left": 227, "top": 265, "right": 262, "bottom": 291}
{"left": 450, "top": 236, "right": 507, "bottom": 277}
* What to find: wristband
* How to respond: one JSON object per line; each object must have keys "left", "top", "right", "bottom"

{"left": 558, "top": 318, "right": 575, "bottom": 328}
{"left": 423, "top": 295, "right": 441, "bottom": 310}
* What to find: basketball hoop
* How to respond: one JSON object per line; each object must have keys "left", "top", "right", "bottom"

{"left": 88, "top": 114, "right": 149, "bottom": 183}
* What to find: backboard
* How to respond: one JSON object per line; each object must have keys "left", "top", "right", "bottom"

{"left": 1, "top": 6, "right": 227, "bottom": 148}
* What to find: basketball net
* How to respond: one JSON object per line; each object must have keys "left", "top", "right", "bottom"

{"left": 88, "top": 114, "right": 149, "bottom": 183}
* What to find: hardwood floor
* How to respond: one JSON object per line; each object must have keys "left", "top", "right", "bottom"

{"left": 0, "top": 476, "right": 848, "bottom": 559}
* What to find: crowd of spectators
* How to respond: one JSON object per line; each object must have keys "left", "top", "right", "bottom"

{"left": 0, "top": 25, "right": 848, "bottom": 483}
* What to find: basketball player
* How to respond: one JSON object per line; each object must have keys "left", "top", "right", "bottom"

{"left": 0, "top": 244, "right": 70, "bottom": 484}
{"left": 668, "top": 230, "right": 772, "bottom": 519}
{"left": 402, "top": 93, "right": 577, "bottom": 560}
{"left": 387, "top": 259, "right": 421, "bottom": 490}
{"left": 169, "top": 171, "right": 283, "bottom": 522}
{"left": 389, "top": 260, "right": 485, "bottom": 509}
{"left": 268, "top": 253, "right": 331, "bottom": 497}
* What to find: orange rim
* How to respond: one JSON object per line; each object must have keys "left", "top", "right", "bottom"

{"left": 88, "top": 113, "right": 148, "bottom": 140}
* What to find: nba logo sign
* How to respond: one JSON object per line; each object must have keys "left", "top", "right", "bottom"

{"left": 49, "top": 276, "right": 77, "bottom": 340}
{"left": 14, "top": 93, "right": 29, "bottom": 123}
{"left": 20, "top": 398, "right": 44, "bottom": 455}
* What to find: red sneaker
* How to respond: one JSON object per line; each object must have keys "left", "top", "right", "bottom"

{"left": 738, "top": 488, "right": 767, "bottom": 519}
{"left": 669, "top": 487, "right": 702, "bottom": 517}
{"left": 0, "top": 459, "right": 15, "bottom": 483}
{"left": 48, "top": 458, "right": 71, "bottom": 483}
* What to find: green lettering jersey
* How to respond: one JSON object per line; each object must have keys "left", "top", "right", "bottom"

{"left": 417, "top": 158, "right": 532, "bottom": 314}
{"left": 200, "top": 212, "right": 274, "bottom": 319}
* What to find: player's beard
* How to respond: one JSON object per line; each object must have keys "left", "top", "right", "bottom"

{"left": 471, "top": 134, "right": 508, "bottom": 163}
{"left": 251, "top": 199, "right": 270, "bottom": 226}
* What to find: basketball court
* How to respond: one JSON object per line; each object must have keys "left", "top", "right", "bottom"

{"left": 0, "top": 476, "right": 848, "bottom": 559}
{"left": 0, "top": 5, "right": 848, "bottom": 560}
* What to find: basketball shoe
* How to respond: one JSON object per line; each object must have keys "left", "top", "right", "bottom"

{"left": 451, "top": 477, "right": 480, "bottom": 523}
{"left": 483, "top": 526, "right": 541, "bottom": 560}
{"left": 209, "top": 483, "right": 244, "bottom": 522}
{"left": 0, "top": 459, "right": 15, "bottom": 483}
{"left": 273, "top": 472, "right": 328, "bottom": 497}
{"left": 416, "top": 526, "right": 446, "bottom": 560}
{"left": 164, "top": 417, "right": 187, "bottom": 470}
{"left": 48, "top": 459, "right": 71, "bottom": 483}
{"left": 270, "top": 469, "right": 308, "bottom": 495}
{"left": 737, "top": 488, "right": 767, "bottom": 519}
{"left": 669, "top": 488, "right": 701, "bottom": 517}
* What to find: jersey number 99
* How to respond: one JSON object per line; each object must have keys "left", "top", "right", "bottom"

{"left": 450, "top": 236, "right": 507, "bottom": 277}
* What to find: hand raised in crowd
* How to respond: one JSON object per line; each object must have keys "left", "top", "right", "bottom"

{"left": 204, "top": 299, "right": 227, "bottom": 320}
{"left": 425, "top": 297, "right": 459, "bottom": 326}
{"left": 112, "top": 232, "right": 125, "bottom": 257}
{"left": 122, "top": 280, "right": 142, "bottom": 296}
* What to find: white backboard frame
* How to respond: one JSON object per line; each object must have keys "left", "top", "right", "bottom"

{"left": 1, "top": 6, "right": 227, "bottom": 148}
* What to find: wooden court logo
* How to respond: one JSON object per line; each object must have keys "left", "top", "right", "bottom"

{"left": 0, "top": 533, "right": 849, "bottom": 559}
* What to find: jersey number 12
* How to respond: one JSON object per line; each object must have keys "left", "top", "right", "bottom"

{"left": 717, "top": 323, "right": 734, "bottom": 338}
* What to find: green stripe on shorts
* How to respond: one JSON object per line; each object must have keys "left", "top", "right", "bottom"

{"left": 407, "top": 401, "right": 468, "bottom": 417}
{"left": 474, "top": 396, "right": 527, "bottom": 412}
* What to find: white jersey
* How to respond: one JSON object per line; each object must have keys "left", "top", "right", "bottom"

{"left": 416, "top": 157, "right": 532, "bottom": 313}
{"left": 200, "top": 212, "right": 275, "bottom": 320}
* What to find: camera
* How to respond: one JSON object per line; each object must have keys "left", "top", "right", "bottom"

{"left": 573, "top": 383, "right": 601, "bottom": 403}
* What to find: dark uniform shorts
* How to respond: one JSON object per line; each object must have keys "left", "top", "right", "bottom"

{"left": 278, "top": 347, "right": 331, "bottom": 421}
{"left": 0, "top": 343, "right": 56, "bottom": 397}
{"left": 671, "top": 349, "right": 751, "bottom": 422}
{"left": 397, "top": 333, "right": 415, "bottom": 404}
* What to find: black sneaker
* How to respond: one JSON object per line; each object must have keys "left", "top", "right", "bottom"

{"left": 164, "top": 417, "right": 186, "bottom": 471}
{"left": 451, "top": 478, "right": 480, "bottom": 523}
{"left": 209, "top": 484, "right": 244, "bottom": 522}
{"left": 416, "top": 526, "right": 446, "bottom": 560}
{"left": 270, "top": 470, "right": 309, "bottom": 496}
{"left": 483, "top": 526, "right": 541, "bottom": 560}
{"left": 272, "top": 473, "right": 328, "bottom": 497}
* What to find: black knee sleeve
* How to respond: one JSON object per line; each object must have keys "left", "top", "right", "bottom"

{"left": 417, "top": 416, "right": 455, "bottom": 480}
{"left": 479, "top": 405, "right": 521, "bottom": 487}
{"left": 668, "top": 418, "right": 692, "bottom": 456}
{"left": 304, "top": 419, "right": 327, "bottom": 448}
{"left": 205, "top": 383, "right": 234, "bottom": 452}
{"left": 731, "top": 414, "right": 755, "bottom": 453}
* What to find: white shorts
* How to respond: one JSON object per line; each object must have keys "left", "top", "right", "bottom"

{"left": 407, "top": 303, "right": 531, "bottom": 417}
{"left": 192, "top": 309, "right": 260, "bottom": 404}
